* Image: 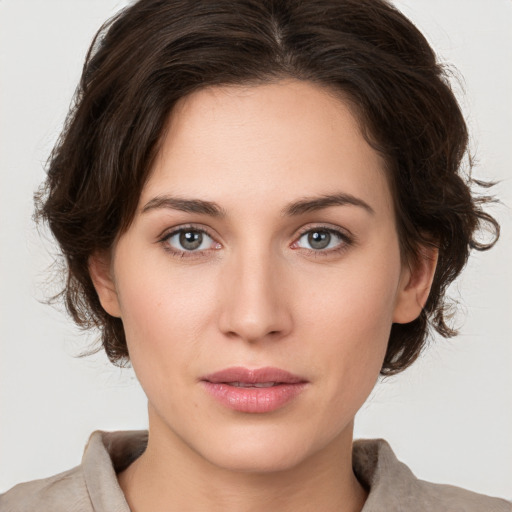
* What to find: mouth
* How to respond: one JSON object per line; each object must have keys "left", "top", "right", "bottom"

{"left": 228, "top": 381, "right": 280, "bottom": 388}
{"left": 201, "top": 367, "right": 308, "bottom": 413}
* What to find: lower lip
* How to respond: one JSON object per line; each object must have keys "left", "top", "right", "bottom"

{"left": 202, "top": 382, "right": 307, "bottom": 413}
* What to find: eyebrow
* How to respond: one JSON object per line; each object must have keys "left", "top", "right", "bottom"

{"left": 282, "top": 193, "right": 375, "bottom": 216}
{"left": 142, "top": 195, "right": 226, "bottom": 217}
{"left": 141, "top": 192, "right": 374, "bottom": 217}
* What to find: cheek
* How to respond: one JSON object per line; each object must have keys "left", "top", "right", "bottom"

{"left": 301, "top": 252, "right": 400, "bottom": 345}
{"left": 299, "top": 281, "right": 394, "bottom": 438}
{"left": 308, "top": 281, "right": 392, "bottom": 388}
{"left": 114, "top": 256, "right": 220, "bottom": 375}
{"left": 297, "top": 246, "right": 401, "bottom": 396}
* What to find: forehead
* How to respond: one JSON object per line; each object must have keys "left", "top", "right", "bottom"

{"left": 141, "top": 80, "right": 393, "bottom": 216}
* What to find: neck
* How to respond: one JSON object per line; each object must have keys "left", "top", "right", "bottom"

{"left": 118, "top": 411, "right": 367, "bottom": 512}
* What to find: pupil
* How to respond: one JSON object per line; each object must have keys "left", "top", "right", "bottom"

{"left": 180, "top": 231, "right": 202, "bottom": 250}
{"left": 308, "top": 230, "right": 331, "bottom": 249}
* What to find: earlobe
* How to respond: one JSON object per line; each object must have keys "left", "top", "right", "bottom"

{"left": 393, "top": 245, "right": 438, "bottom": 324}
{"left": 88, "top": 251, "right": 122, "bottom": 318}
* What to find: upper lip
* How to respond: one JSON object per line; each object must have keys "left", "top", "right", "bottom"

{"left": 202, "top": 367, "right": 307, "bottom": 384}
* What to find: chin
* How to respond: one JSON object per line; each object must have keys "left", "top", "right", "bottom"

{"left": 191, "top": 424, "right": 330, "bottom": 474}
{"left": 206, "top": 443, "right": 308, "bottom": 474}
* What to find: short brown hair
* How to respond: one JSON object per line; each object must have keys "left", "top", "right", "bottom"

{"left": 36, "top": 0, "right": 499, "bottom": 375}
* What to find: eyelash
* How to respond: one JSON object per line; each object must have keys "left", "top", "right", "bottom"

{"left": 291, "top": 225, "right": 354, "bottom": 257}
{"left": 158, "top": 224, "right": 354, "bottom": 259}
{"left": 158, "top": 225, "right": 219, "bottom": 259}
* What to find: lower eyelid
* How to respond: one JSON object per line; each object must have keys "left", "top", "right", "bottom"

{"left": 160, "top": 227, "right": 219, "bottom": 251}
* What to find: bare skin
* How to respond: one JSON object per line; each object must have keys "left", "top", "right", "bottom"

{"left": 118, "top": 417, "right": 366, "bottom": 512}
{"left": 91, "top": 80, "right": 437, "bottom": 512}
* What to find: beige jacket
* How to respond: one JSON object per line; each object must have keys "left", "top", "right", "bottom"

{"left": 1, "top": 431, "right": 510, "bottom": 511}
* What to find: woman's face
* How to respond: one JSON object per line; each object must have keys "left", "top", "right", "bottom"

{"left": 94, "top": 80, "right": 426, "bottom": 472}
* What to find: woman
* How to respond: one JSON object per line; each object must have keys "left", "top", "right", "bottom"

{"left": 1, "top": 0, "right": 510, "bottom": 510}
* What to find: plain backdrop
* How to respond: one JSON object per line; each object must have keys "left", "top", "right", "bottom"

{"left": 1, "top": 0, "right": 511, "bottom": 500}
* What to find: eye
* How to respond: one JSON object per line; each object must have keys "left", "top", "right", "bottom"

{"left": 163, "top": 228, "right": 219, "bottom": 252}
{"left": 294, "top": 228, "right": 349, "bottom": 252}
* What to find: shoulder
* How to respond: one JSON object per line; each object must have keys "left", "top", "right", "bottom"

{"left": 411, "top": 479, "right": 512, "bottom": 512}
{"left": 0, "top": 430, "right": 143, "bottom": 512}
{"left": 354, "top": 439, "right": 512, "bottom": 512}
{"left": 0, "top": 466, "right": 92, "bottom": 512}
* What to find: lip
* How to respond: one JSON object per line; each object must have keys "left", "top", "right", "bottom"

{"left": 201, "top": 367, "right": 309, "bottom": 413}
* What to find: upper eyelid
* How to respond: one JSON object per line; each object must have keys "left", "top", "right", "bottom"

{"left": 294, "top": 223, "right": 353, "bottom": 240}
{"left": 159, "top": 224, "right": 217, "bottom": 241}
{"left": 292, "top": 225, "right": 356, "bottom": 255}
{"left": 159, "top": 226, "right": 220, "bottom": 256}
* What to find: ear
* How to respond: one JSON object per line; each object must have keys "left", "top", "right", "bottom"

{"left": 393, "top": 245, "right": 438, "bottom": 324}
{"left": 88, "top": 251, "right": 122, "bottom": 318}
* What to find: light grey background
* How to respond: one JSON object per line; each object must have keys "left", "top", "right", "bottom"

{"left": 1, "top": 0, "right": 511, "bottom": 499}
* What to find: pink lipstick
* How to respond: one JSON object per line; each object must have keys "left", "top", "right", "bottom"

{"left": 201, "top": 367, "right": 308, "bottom": 413}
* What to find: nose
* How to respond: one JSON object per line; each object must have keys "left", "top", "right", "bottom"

{"left": 217, "top": 249, "right": 293, "bottom": 343}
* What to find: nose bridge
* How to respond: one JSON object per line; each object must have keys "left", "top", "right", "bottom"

{"left": 218, "top": 242, "right": 292, "bottom": 342}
